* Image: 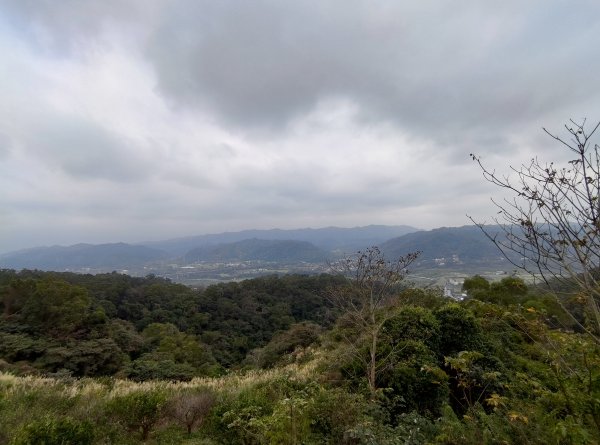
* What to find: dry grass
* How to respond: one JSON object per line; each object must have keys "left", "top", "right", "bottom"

{"left": 0, "top": 348, "right": 324, "bottom": 399}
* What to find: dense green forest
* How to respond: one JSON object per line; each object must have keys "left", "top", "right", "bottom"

{"left": 1, "top": 269, "right": 599, "bottom": 444}
{"left": 0, "top": 270, "right": 344, "bottom": 378}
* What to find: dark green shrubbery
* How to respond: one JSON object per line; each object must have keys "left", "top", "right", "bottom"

{"left": 336, "top": 302, "right": 505, "bottom": 423}
{"left": 377, "top": 340, "right": 449, "bottom": 420}
{"left": 434, "top": 303, "right": 484, "bottom": 357}
{"left": 463, "top": 275, "right": 528, "bottom": 306}
{"left": 382, "top": 306, "right": 441, "bottom": 352}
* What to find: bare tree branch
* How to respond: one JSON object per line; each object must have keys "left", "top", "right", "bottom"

{"left": 469, "top": 120, "right": 600, "bottom": 343}
{"left": 328, "top": 247, "right": 420, "bottom": 394}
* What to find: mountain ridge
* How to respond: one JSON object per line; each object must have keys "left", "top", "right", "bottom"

{"left": 0, "top": 242, "right": 168, "bottom": 270}
{"left": 141, "top": 224, "right": 419, "bottom": 255}
{"left": 183, "top": 238, "right": 328, "bottom": 263}
{"left": 0, "top": 225, "right": 513, "bottom": 276}
{"left": 381, "top": 224, "right": 510, "bottom": 268}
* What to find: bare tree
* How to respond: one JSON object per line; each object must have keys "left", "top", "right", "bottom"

{"left": 329, "top": 246, "right": 419, "bottom": 395}
{"left": 166, "top": 389, "right": 216, "bottom": 435}
{"left": 469, "top": 119, "right": 600, "bottom": 342}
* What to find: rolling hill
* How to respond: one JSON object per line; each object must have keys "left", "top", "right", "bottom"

{"left": 0, "top": 243, "right": 167, "bottom": 271}
{"left": 380, "top": 225, "right": 510, "bottom": 268}
{"left": 183, "top": 239, "right": 329, "bottom": 263}
{"left": 143, "top": 225, "right": 419, "bottom": 255}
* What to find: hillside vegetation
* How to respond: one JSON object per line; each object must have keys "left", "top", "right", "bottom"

{"left": 183, "top": 239, "right": 328, "bottom": 263}
{"left": 380, "top": 225, "right": 511, "bottom": 266}
{"left": 1, "top": 269, "right": 599, "bottom": 444}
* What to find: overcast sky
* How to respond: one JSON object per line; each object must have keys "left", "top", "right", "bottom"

{"left": 1, "top": 0, "right": 599, "bottom": 253}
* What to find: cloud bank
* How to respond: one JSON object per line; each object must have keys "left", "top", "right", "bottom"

{"left": 1, "top": 0, "right": 599, "bottom": 252}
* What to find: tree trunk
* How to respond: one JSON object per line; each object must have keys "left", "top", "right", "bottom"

{"left": 369, "top": 329, "right": 378, "bottom": 395}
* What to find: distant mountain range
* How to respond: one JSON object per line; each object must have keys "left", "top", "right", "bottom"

{"left": 0, "top": 243, "right": 167, "bottom": 271}
{"left": 381, "top": 225, "right": 507, "bottom": 265}
{"left": 0, "top": 225, "right": 513, "bottom": 275}
{"left": 0, "top": 225, "right": 417, "bottom": 271}
{"left": 143, "top": 225, "right": 418, "bottom": 255}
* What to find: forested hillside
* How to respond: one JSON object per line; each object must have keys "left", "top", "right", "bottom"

{"left": 0, "top": 270, "right": 342, "bottom": 379}
{"left": 1, "top": 268, "right": 599, "bottom": 444}
{"left": 183, "top": 239, "right": 328, "bottom": 263}
{"left": 381, "top": 225, "right": 511, "bottom": 267}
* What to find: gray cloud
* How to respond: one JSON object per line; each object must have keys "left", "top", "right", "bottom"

{"left": 29, "top": 116, "right": 151, "bottom": 182}
{"left": 1, "top": 0, "right": 599, "bottom": 252}
{"left": 143, "top": 1, "right": 600, "bottom": 143}
{"left": 5, "top": 0, "right": 600, "bottom": 142}
{"left": 0, "top": 133, "right": 11, "bottom": 158}
{"left": 0, "top": 0, "right": 146, "bottom": 53}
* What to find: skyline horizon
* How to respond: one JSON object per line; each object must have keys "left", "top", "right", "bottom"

{"left": 2, "top": 1, "right": 598, "bottom": 256}
{"left": 0, "top": 221, "right": 505, "bottom": 255}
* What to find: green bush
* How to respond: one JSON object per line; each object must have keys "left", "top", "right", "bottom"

{"left": 304, "top": 386, "right": 366, "bottom": 443}
{"left": 462, "top": 276, "right": 490, "bottom": 293}
{"left": 207, "top": 389, "right": 273, "bottom": 444}
{"left": 382, "top": 306, "right": 441, "bottom": 352}
{"left": 126, "top": 357, "right": 197, "bottom": 381}
{"left": 466, "top": 276, "right": 529, "bottom": 306}
{"left": 378, "top": 340, "right": 449, "bottom": 419}
{"left": 11, "top": 416, "right": 94, "bottom": 445}
{"left": 398, "top": 288, "right": 447, "bottom": 309}
{"left": 106, "top": 389, "right": 167, "bottom": 441}
{"left": 434, "top": 304, "right": 484, "bottom": 356}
